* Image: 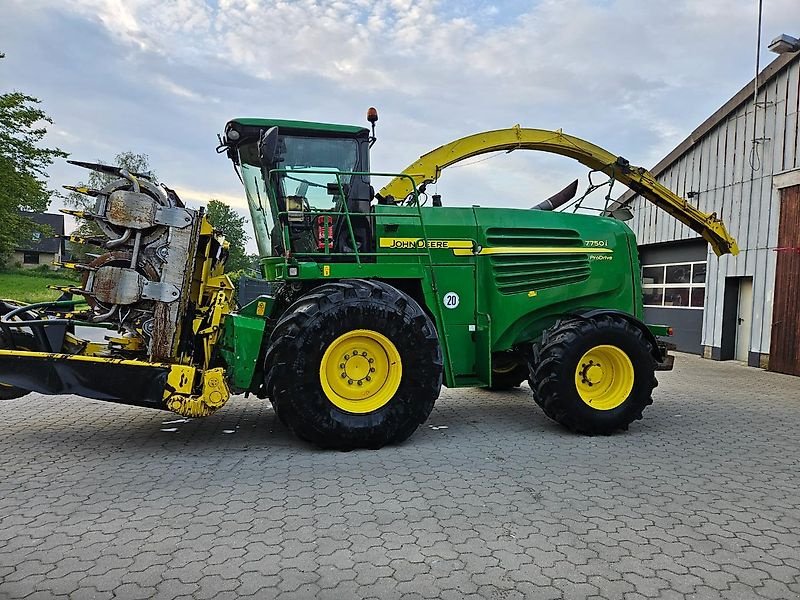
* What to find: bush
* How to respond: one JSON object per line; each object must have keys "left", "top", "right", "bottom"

{"left": 0, "top": 266, "right": 80, "bottom": 281}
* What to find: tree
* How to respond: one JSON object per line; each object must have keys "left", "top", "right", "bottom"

{"left": 0, "top": 53, "right": 68, "bottom": 266}
{"left": 205, "top": 199, "right": 252, "bottom": 273}
{"left": 65, "top": 151, "right": 155, "bottom": 261}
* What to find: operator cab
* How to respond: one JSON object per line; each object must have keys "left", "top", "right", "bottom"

{"left": 221, "top": 118, "right": 374, "bottom": 259}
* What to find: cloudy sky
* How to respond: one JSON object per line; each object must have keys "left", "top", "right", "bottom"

{"left": 3, "top": 0, "right": 798, "bottom": 252}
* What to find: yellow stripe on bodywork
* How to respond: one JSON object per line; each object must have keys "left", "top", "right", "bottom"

{"left": 377, "top": 238, "right": 614, "bottom": 256}
{"left": 452, "top": 247, "right": 613, "bottom": 256}
{"left": 379, "top": 238, "right": 474, "bottom": 249}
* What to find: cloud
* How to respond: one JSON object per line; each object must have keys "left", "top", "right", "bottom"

{"left": 58, "top": 0, "right": 213, "bottom": 53}
{"left": 3, "top": 0, "right": 800, "bottom": 253}
{"left": 155, "top": 75, "right": 219, "bottom": 104}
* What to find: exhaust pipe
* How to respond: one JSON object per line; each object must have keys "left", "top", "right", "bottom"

{"left": 532, "top": 179, "right": 579, "bottom": 211}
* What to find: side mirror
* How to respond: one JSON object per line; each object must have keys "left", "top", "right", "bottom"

{"left": 610, "top": 207, "right": 634, "bottom": 221}
{"left": 258, "top": 127, "right": 279, "bottom": 167}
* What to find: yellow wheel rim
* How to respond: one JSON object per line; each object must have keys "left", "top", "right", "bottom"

{"left": 574, "top": 345, "right": 634, "bottom": 411}
{"left": 319, "top": 329, "right": 402, "bottom": 414}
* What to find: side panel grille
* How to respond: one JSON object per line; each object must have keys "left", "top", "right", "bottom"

{"left": 491, "top": 255, "right": 590, "bottom": 294}
{"left": 485, "top": 226, "right": 583, "bottom": 248}
{"left": 485, "top": 227, "right": 590, "bottom": 294}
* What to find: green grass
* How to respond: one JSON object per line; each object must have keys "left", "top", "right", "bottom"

{"left": 0, "top": 269, "right": 81, "bottom": 304}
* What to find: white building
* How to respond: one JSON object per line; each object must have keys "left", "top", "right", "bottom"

{"left": 617, "top": 51, "right": 800, "bottom": 375}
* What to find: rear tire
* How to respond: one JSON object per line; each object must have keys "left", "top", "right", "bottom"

{"left": 487, "top": 353, "right": 528, "bottom": 390}
{"left": 530, "top": 315, "right": 656, "bottom": 434}
{"left": 0, "top": 331, "right": 35, "bottom": 400}
{"left": 264, "top": 279, "right": 442, "bottom": 449}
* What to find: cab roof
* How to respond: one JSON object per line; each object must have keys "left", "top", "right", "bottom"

{"left": 228, "top": 118, "right": 369, "bottom": 137}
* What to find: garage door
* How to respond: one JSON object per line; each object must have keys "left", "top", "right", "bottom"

{"left": 639, "top": 240, "right": 707, "bottom": 354}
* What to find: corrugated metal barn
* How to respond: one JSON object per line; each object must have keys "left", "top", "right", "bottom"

{"left": 617, "top": 51, "right": 800, "bottom": 375}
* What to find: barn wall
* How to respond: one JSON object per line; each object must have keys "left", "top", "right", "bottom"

{"left": 627, "top": 55, "right": 800, "bottom": 359}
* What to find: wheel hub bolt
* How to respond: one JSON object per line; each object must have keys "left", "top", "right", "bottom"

{"left": 357, "top": 380, "right": 363, "bottom": 386}
{"left": 370, "top": 367, "right": 376, "bottom": 373}
{"left": 368, "top": 358, "right": 374, "bottom": 364}
{"left": 365, "top": 376, "right": 371, "bottom": 382}
{"left": 347, "top": 379, "right": 353, "bottom": 385}
{"left": 341, "top": 373, "right": 347, "bottom": 379}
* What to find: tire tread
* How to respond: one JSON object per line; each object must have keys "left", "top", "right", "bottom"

{"left": 529, "top": 315, "right": 656, "bottom": 435}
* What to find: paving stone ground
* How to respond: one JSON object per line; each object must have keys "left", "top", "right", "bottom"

{"left": 1, "top": 353, "right": 799, "bottom": 600}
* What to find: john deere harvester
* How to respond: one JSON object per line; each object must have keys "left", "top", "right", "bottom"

{"left": 0, "top": 113, "right": 739, "bottom": 449}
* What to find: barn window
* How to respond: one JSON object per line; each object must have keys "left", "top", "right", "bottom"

{"left": 641, "top": 261, "right": 706, "bottom": 309}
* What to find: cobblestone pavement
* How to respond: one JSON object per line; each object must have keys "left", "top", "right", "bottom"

{"left": 1, "top": 353, "right": 799, "bottom": 600}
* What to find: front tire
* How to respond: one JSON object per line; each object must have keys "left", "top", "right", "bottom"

{"left": 530, "top": 315, "right": 656, "bottom": 434}
{"left": 264, "top": 279, "right": 443, "bottom": 449}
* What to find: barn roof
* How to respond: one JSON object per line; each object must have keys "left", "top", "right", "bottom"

{"left": 16, "top": 212, "right": 65, "bottom": 254}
